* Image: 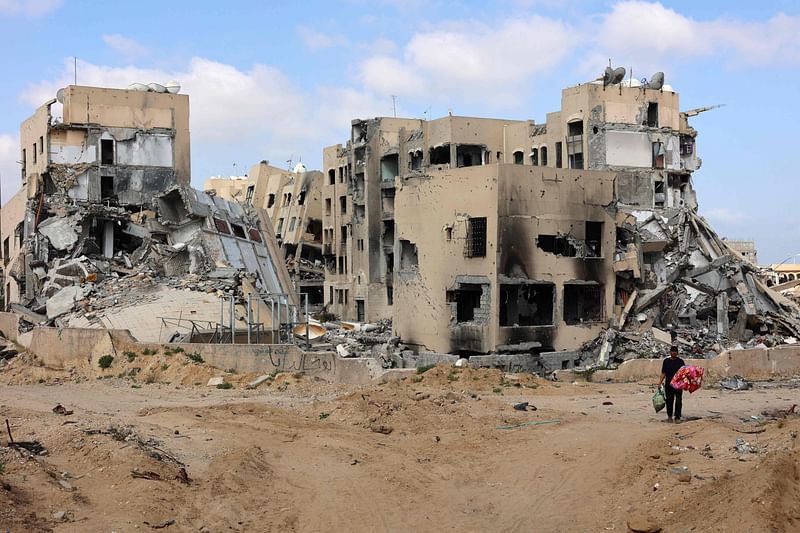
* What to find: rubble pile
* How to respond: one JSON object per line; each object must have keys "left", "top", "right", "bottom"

{"left": 600, "top": 208, "right": 800, "bottom": 365}
{"left": 9, "top": 183, "right": 290, "bottom": 338}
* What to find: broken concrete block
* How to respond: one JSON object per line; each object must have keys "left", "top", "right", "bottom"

{"left": 38, "top": 216, "right": 80, "bottom": 251}
{"left": 46, "top": 286, "right": 85, "bottom": 319}
{"left": 207, "top": 377, "right": 224, "bottom": 387}
{"left": 336, "top": 344, "right": 351, "bottom": 358}
{"left": 651, "top": 327, "right": 672, "bottom": 345}
{"left": 246, "top": 375, "right": 273, "bottom": 389}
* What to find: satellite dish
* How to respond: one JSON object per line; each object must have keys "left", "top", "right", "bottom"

{"left": 164, "top": 80, "right": 181, "bottom": 94}
{"left": 147, "top": 82, "right": 166, "bottom": 93}
{"left": 56, "top": 88, "right": 65, "bottom": 103}
{"left": 646, "top": 72, "right": 665, "bottom": 90}
{"left": 602, "top": 67, "right": 615, "bottom": 86}
{"left": 603, "top": 66, "right": 626, "bottom": 86}
{"left": 127, "top": 82, "right": 149, "bottom": 92}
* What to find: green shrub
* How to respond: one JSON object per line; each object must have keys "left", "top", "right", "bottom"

{"left": 447, "top": 372, "right": 459, "bottom": 382}
{"left": 411, "top": 375, "right": 423, "bottom": 383}
{"left": 492, "top": 387, "right": 503, "bottom": 394}
{"left": 417, "top": 364, "right": 436, "bottom": 374}
{"left": 142, "top": 348, "right": 157, "bottom": 356}
{"left": 319, "top": 412, "right": 330, "bottom": 420}
{"left": 216, "top": 382, "right": 233, "bottom": 390}
{"left": 124, "top": 351, "right": 137, "bottom": 362}
{"left": 187, "top": 352, "right": 204, "bottom": 364}
{"left": 161, "top": 364, "right": 170, "bottom": 371}
{"left": 98, "top": 355, "right": 114, "bottom": 369}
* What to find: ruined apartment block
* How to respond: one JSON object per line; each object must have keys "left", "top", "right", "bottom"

{"left": 2, "top": 85, "right": 297, "bottom": 343}
{"left": 206, "top": 161, "right": 325, "bottom": 310}
{"left": 3, "top": 85, "right": 190, "bottom": 307}
{"left": 324, "top": 76, "right": 799, "bottom": 366}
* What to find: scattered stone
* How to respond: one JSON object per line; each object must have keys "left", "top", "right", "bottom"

{"left": 720, "top": 375, "right": 751, "bottom": 391}
{"left": 52, "top": 404, "right": 74, "bottom": 416}
{"left": 52, "top": 511, "right": 67, "bottom": 521}
{"left": 626, "top": 514, "right": 661, "bottom": 533}
{"left": 247, "top": 374, "right": 274, "bottom": 389}
{"left": 369, "top": 424, "right": 393, "bottom": 435}
{"left": 677, "top": 473, "right": 692, "bottom": 483}
{"left": 206, "top": 377, "right": 224, "bottom": 387}
{"left": 58, "top": 480, "right": 74, "bottom": 491}
{"left": 735, "top": 438, "right": 755, "bottom": 454}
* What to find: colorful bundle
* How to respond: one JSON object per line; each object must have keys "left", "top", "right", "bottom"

{"left": 670, "top": 365, "right": 705, "bottom": 393}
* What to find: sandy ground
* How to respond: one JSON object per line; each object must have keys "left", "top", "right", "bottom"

{"left": 1, "top": 359, "right": 799, "bottom": 533}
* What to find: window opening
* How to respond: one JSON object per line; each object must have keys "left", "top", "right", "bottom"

{"left": 464, "top": 217, "right": 487, "bottom": 258}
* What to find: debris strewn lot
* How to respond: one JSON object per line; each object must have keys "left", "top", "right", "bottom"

{"left": 1, "top": 362, "right": 799, "bottom": 532}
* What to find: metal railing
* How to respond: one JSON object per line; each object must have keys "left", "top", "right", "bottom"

{"left": 158, "top": 291, "right": 313, "bottom": 347}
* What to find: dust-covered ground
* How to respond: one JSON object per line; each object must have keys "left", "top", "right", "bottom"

{"left": 1, "top": 353, "right": 799, "bottom": 533}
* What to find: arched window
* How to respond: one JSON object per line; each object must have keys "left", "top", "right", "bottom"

{"left": 513, "top": 151, "right": 524, "bottom": 165}
{"left": 541, "top": 146, "right": 548, "bottom": 166}
{"left": 530, "top": 148, "right": 538, "bottom": 166}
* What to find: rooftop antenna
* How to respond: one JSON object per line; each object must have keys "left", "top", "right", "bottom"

{"left": 286, "top": 155, "right": 293, "bottom": 170}
{"left": 74, "top": 56, "right": 77, "bottom": 85}
{"left": 391, "top": 95, "right": 397, "bottom": 118}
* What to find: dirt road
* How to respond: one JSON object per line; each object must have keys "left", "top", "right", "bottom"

{"left": 1, "top": 364, "right": 799, "bottom": 532}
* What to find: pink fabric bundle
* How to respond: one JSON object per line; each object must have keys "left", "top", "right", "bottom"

{"left": 670, "top": 365, "right": 705, "bottom": 393}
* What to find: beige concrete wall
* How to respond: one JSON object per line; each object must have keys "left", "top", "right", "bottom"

{"left": 61, "top": 86, "right": 191, "bottom": 185}
{"left": 0, "top": 187, "right": 31, "bottom": 307}
{"left": 394, "top": 164, "right": 616, "bottom": 354}
{"left": 204, "top": 177, "right": 251, "bottom": 203}
{"left": 496, "top": 165, "right": 617, "bottom": 350}
{"left": 20, "top": 102, "right": 51, "bottom": 184}
{"left": 394, "top": 165, "right": 499, "bottom": 353}
{"left": 21, "top": 325, "right": 381, "bottom": 383}
{"left": 592, "top": 346, "right": 800, "bottom": 382}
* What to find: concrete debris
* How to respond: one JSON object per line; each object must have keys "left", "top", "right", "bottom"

{"left": 719, "top": 375, "right": 751, "bottom": 391}
{"left": 246, "top": 375, "right": 274, "bottom": 389}
{"left": 46, "top": 286, "right": 86, "bottom": 319}
{"left": 206, "top": 377, "right": 225, "bottom": 387}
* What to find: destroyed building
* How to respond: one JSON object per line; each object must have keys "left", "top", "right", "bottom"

{"left": 206, "top": 161, "right": 325, "bottom": 311}
{"left": 724, "top": 239, "right": 758, "bottom": 267}
{"left": 1, "top": 85, "right": 298, "bottom": 343}
{"left": 323, "top": 73, "right": 800, "bottom": 369}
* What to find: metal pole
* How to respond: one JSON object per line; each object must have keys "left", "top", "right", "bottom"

{"left": 277, "top": 298, "right": 282, "bottom": 344}
{"left": 271, "top": 298, "right": 276, "bottom": 345}
{"left": 256, "top": 297, "right": 261, "bottom": 344}
{"left": 219, "top": 296, "right": 224, "bottom": 344}
{"left": 230, "top": 295, "right": 235, "bottom": 344}
{"left": 246, "top": 295, "right": 252, "bottom": 345}
{"left": 305, "top": 293, "right": 310, "bottom": 348}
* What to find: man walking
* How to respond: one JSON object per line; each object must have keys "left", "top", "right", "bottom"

{"left": 658, "top": 345, "right": 686, "bottom": 422}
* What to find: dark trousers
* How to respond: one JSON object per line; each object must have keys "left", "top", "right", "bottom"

{"left": 665, "top": 385, "right": 683, "bottom": 418}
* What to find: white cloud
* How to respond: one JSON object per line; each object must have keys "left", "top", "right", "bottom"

{"left": 298, "top": 26, "right": 347, "bottom": 50}
{"left": 0, "top": 133, "right": 21, "bottom": 204}
{"left": 102, "top": 34, "right": 148, "bottom": 60}
{"left": 359, "top": 17, "right": 574, "bottom": 108}
{"left": 594, "top": 2, "right": 800, "bottom": 72}
{"left": 22, "top": 58, "right": 310, "bottom": 146}
{"left": 16, "top": 57, "right": 388, "bottom": 185}
{"left": 0, "top": 0, "right": 61, "bottom": 16}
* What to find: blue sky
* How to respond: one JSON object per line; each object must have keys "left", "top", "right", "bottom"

{"left": 1, "top": 0, "right": 798, "bottom": 264}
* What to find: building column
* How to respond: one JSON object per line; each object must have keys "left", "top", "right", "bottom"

{"left": 103, "top": 221, "right": 114, "bottom": 258}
